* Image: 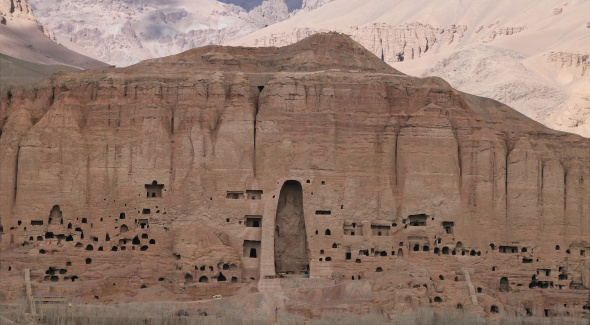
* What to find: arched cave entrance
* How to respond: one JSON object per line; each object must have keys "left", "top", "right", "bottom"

{"left": 274, "top": 180, "right": 310, "bottom": 276}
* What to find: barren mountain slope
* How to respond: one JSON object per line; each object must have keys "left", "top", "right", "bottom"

{"left": 26, "top": 0, "right": 334, "bottom": 67}
{"left": 0, "top": 0, "right": 107, "bottom": 69}
{"left": 0, "top": 53, "right": 82, "bottom": 92}
{"left": 230, "top": 0, "right": 590, "bottom": 137}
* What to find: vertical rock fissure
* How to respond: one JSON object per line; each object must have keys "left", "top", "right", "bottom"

{"left": 274, "top": 180, "right": 309, "bottom": 276}
{"left": 450, "top": 121, "right": 462, "bottom": 186}
{"left": 13, "top": 146, "right": 20, "bottom": 204}
{"left": 254, "top": 86, "right": 263, "bottom": 177}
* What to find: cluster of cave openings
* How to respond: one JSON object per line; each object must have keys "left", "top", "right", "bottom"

{"left": 274, "top": 180, "right": 310, "bottom": 275}
{"left": 246, "top": 216, "right": 262, "bottom": 228}
{"left": 243, "top": 240, "right": 261, "bottom": 258}
{"left": 371, "top": 225, "right": 390, "bottom": 236}
{"left": 49, "top": 205, "right": 63, "bottom": 225}
{"left": 409, "top": 214, "right": 427, "bottom": 226}
{"left": 145, "top": 181, "right": 164, "bottom": 198}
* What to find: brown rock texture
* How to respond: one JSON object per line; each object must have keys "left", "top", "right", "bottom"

{"left": 0, "top": 33, "right": 589, "bottom": 318}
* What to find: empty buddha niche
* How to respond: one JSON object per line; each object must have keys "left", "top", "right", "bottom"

{"left": 274, "top": 180, "right": 310, "bottom": 276}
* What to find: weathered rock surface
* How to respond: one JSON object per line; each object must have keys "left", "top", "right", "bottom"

{"left": 0, "top": 33, "right": 589, "bottom": 319}
{"left": 230, "top": 0, "right": 590, "bottom": 138}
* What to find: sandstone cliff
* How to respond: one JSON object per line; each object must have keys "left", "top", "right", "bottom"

{"left": 0, "top": 33, "right": 588, "bottom": 319}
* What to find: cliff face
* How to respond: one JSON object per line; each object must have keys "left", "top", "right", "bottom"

{"left": 0, "top": 33, "right": 588, "bottom": 317}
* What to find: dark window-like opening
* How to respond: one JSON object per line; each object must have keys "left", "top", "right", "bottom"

{"left": 185, "top": 274, "right": 193, "bottom": 283}
{"left": 434, "top": 247, "right": 440, "bottom": 254}
{"left": 120, "top": 213, "right": 125, "bottom": 219}
{"left": 226, "top": 191, "right": 244, "bottom": 199}
{"left": 423, "top": 245, "right": 430, "bottom": 252}
{"left": 376, "top": 267, "right": 383, "bottom": 272}
{"left": 132, "top": 236, "right": 140, "bottom": 245}
{"left": 442, "top": 221, "right": 454, "bottom": 234}
{"left": 142, "top": 209, "right": 150, "bottom": 215}
{"left": 434, "top": 297, "right": 442, "bottom": 303}
{"left": 345, "top": 252, "right": 351, "bottom": 260}
{"left": 413, "top": 244, "right": 420, "bottom": 252}
{"left": 325, "top": 229, "right": 331, "bottom": 236}
{"left": 250, "top": 248, "right": 257, "bottom": 258}
{"left": 120, "top": 224, "right": 129, "bottom": 233}
{"left": 81, "top": 218, "right": 87, "bottom": 224}
{"left": 86, "top": 258, "right": 92, "bottom": 264}
{"left": 499, "top": 277, "right": 509, "bottom": 292}
{"left": 149, "top": 239, "right": 155, "bottom": 244}
{"left": 316, "top": 210, "right": 331, "bottom": 215}
{"left": 31, "top": 220, "right": 43, "bottom": 226}
{"left": 408, "top": 214, "right": 427, "bottom": 226}
{"left": 491, "top": 306, "right": 499, "bottom": 313}
{"left": 246, "top": 216, "right": 262, "bottom": 227}
{"left": 325, "top": 257, "right": 332, "bottom": 261}
{"left": 199, "top": 276, "right": 208, "bottom": 283}
{"left": 217, "top": 273, "right": 226, "bottom": 282}
{"left": 86, "top": 245, "right": 93, "bottom": 251}
{"left": 555, "top": 245, "right": 560, "bottom": 250}
{"left": 442, "top": 247, "right": 449, "bottom": 255}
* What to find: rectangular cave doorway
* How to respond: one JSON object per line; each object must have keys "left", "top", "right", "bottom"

{"left": 274, "top": 180, "right": 310, "bottom": 277}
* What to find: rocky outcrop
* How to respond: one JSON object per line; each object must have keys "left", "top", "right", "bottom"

{"left": 481, "top": 27, "right": 526, "bottom": 43}
{"left": 0, "top": 0, "right": 49, "bottom": 37}
{"left": 249, "top": 23, "right": 467, "bottom": 64}
{"left": 0, "top": 33, "right": 588, "bottom": 319}
{"left": 546, "top": 52, "right": 589, "bottom": 76}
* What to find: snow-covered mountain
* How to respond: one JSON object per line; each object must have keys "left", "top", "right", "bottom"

{"left": 229, "top": 0, "right": 590, "bottom": 137}
{"left": 26, "top": 0, "right": 333, "bottom": 67}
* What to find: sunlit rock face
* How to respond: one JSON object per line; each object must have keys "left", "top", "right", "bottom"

{"left": 0, "top": 33, "right": 588, "bottom": 317}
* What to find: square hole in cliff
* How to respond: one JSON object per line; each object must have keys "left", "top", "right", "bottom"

{"left": 145, "top": 181, "right": 164, "bottom": 198}
{"left": 442, "top": 221, "right": 454, "bottom": 234}
{"left": 246, "top": 190, "right": 263, "bottom": 200}
{"left": 226, "top": 191, "right": 244, "bottom": 199}
{"left": 246, "top": 215, "right": 262, "bottom": 227}
{"left": 371, "top": 224, "right": 390, "bottom": 236}
{"left": 243, "top": 240, "right": 261, "bottom": 258}
{"left": 408, "top": 214, "right": 428, "bottom": 226}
